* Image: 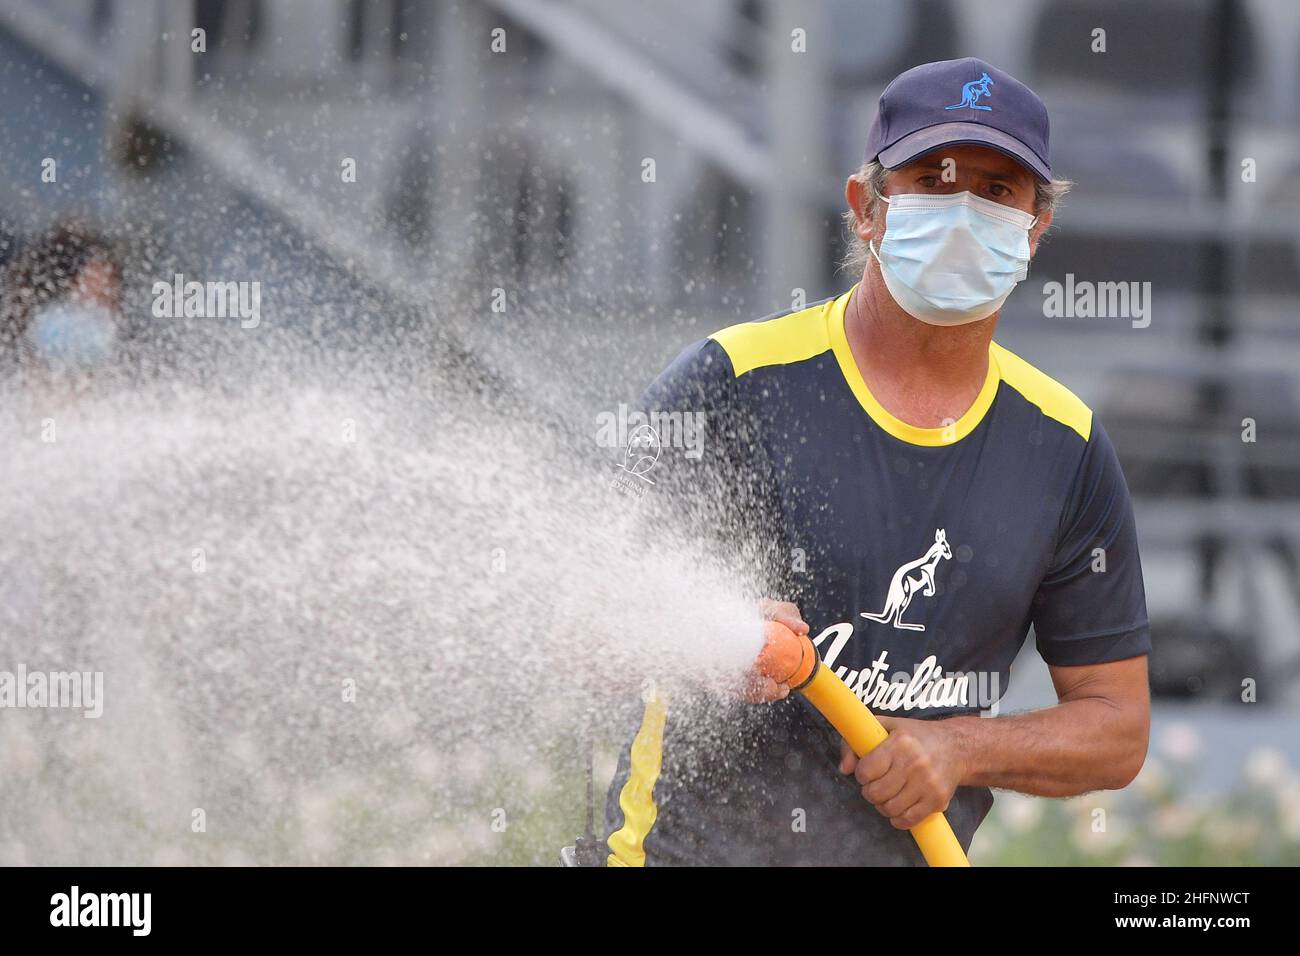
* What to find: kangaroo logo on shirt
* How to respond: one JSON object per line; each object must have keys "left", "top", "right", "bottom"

{"left": 861, "top": 528, "right": 952, "bottom": 632}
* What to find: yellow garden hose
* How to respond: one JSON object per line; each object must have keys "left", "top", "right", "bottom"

{"left": 756, "top": 621, "right": 971, "bottom": 867}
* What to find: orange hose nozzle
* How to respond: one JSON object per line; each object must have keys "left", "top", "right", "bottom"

{"left": 755, "top": 621, "right": 818, "bottom": 689}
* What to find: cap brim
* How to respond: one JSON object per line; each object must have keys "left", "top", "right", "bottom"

{"left": 878, "top": 122, "right": 1050, "bottom": 182}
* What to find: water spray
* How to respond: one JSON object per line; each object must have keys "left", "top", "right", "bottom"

{"left": 755, "top": 621, "right": 971, "bottom": 867}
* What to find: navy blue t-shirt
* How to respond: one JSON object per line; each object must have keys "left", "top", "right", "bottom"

{"left": 605, "top": 285, "right": 1150, "bottom": 866}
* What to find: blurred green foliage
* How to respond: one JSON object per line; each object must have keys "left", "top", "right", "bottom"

{"left": 971, "top": 734, "right": 1300, "bottom": 866}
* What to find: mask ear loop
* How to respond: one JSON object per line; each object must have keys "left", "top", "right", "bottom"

{"left": 866, "top": 194, "right": 891, "bottom": 264}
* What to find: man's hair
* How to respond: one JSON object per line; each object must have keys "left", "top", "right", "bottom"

{"left": 839, "top": 159, "right": 1073, "bottom": 275}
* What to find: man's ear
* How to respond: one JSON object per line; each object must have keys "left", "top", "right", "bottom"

{"left": 845, "top": 177, "right": 878, "bottom": 243}
{"left": 1029, "top": 209, "right": 1053, "bottom": 256}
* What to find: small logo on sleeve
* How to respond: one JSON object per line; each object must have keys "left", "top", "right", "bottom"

{"left": 620, "top": 424, "right": 661, "bottom": 483}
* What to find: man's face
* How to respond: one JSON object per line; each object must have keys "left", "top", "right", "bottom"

{"left": 849, "top": 143, "right": 1051, "bottom": 255}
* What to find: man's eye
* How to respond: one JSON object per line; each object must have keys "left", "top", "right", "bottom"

{"left": 918, "top": 175, "right": 940, "bottom": 188}
{"left": 988, "top": 183, "right": 1010, "bottom": 198}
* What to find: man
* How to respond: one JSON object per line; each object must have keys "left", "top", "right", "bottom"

{"left": 605, "top": 58, "right": 1151, "bottom": 866}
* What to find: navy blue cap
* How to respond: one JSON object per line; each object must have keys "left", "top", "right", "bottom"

{"left": 864, "top": 58, "right": 1051, "bottom": 182}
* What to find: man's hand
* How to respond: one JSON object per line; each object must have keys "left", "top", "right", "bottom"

{"left": 737, "top": 599, "right": 809, "bottom": 703}
{"left": 838, "top": 715, "right": 968, "bottom": 829}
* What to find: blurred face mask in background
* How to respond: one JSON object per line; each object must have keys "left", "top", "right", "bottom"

{"left": 27, "top": 300, "right": 118, "bottom": 371}
{"left": 869, "top": 191, "right": 1037, "bottom": 327}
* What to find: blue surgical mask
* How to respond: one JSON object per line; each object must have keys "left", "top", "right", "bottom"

{"left": 869, "top": 191, "right": 1037, "bottom": 326}
{"left": 27, "top": 301, "right": 118, "bottom": 371}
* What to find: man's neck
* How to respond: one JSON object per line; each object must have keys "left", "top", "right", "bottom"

{"left": 843, "top": 267, "right": 996, "bottom": 430}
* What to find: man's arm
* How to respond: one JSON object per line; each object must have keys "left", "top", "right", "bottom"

{"left": 963, "top": 655, "right": 1150, "bottom": 793}
{"left": 841, "top": 655, "right": 1150, "bottom": 829}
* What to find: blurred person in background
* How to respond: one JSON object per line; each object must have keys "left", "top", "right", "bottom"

{"left": 1, "top": 221, "right": 126, "bottom": 391}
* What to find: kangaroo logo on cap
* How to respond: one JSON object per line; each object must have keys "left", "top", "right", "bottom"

{"left": 945, "top": 72, "right": 993, "bottom": 111}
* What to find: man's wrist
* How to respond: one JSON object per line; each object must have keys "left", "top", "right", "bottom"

{"left": 943, "top": 713, "right": 986, "bottom": 788}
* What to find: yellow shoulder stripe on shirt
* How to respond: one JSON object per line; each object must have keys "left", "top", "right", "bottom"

{"left": 709, "top": 295, "right": 1092, "bottom": 443}
{"left": 991, "top": 341, "right": 1093, "bottom": 441}
{"left": 708, "top": 298, "right": 835, "bottom": 378}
